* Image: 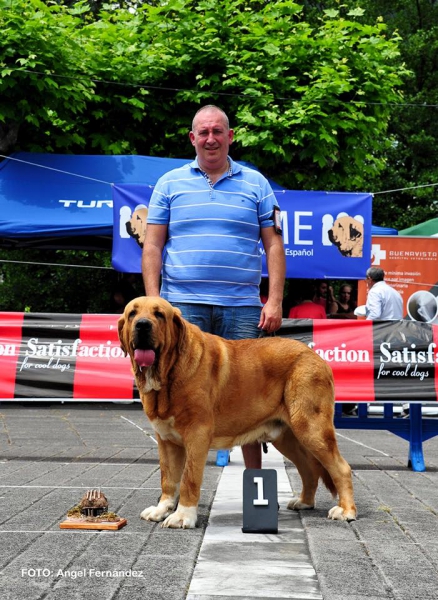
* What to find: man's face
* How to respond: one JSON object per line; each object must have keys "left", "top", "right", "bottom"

{"left": 366, "top": 276, "right": 375, "bottom": 289}
{"left": 318, "top": 283, "right": 328, "bottom": 297}
{"left": 189, "top": 109, "right": 234, "bottom": 172}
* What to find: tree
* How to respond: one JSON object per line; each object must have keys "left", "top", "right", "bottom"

{"left": 301, "top": 0, "right": 438, "bottom": 229}
{"left": 1, "top": 0, "right": 408, "bottom": 192}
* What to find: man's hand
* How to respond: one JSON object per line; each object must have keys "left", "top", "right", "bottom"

{"left": 258, "top": 299, "right": 283, "bottom": 333}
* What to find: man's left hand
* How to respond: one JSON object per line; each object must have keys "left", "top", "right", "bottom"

{"left": 258, "top": 299, "right": 283, "bottom": 333}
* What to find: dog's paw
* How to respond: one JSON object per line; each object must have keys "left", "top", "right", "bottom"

{"left": 140, "top": 502, "right": 173, "bottom": 522}
{"left": 161, "top": 505, "right": 197, "bottom": 529}
{"left": 287, "top": 497, "right": 314, "bottom": 511}
{"left": 328, "top": 505, "right": 357, "bottom": 522}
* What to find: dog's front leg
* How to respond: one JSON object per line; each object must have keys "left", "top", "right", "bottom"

{"left": 162, "top": 428, "right": 211, "bottom": 529}
{"left": 141, "top": 437, "right": 185, "bottom": 523}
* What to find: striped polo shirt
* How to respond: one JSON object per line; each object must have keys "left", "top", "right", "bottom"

{"left": 146, "top": 157, "right": 279, "bottom": 306}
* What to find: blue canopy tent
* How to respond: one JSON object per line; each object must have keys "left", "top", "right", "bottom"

{"left": 0, "top": 152, "right": 396, "bottom": 256}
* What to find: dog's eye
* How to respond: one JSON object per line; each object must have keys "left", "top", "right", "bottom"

{"left": 128, "top": 310, "right": 136, "bottom": 319}
{"left": 154, "top": 310, "right": 165, "bottom": 320}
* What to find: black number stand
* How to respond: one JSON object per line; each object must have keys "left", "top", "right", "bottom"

{"left": 242, "top": 469, "right": 278, "bottom": 534}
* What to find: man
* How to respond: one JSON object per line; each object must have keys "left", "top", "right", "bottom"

{"left": 142, "top": 105, "right": 286, "bottom": 468}
{"left": 313, "top": 280, "right": 337, "bottom": 315}
{"left": 365, "top": 267, "right": 403, "bottom": 320}
{"left": 289, "top": 282, "right": 327, "bottom": 319}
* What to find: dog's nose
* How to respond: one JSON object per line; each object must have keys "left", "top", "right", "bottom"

{"left": 135, "top": 318, "right": 153, "bottom": 332}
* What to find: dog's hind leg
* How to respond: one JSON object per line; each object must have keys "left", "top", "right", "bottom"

{"left": 288, "top": 407, "right": 357, "bottom": 522}
{"left": 141, "top": 437, "right": 185, "bottom": 523}
{"left": 272, "top": 428, "right": 326, "bottom": 511}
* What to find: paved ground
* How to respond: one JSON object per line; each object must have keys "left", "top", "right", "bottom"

{"left": 1, "top": 402, "right": 438, "bottom": 600}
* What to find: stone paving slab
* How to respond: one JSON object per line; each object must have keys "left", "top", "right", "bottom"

{"left": 1, "top": 403, "right": 438, "bottom": 600}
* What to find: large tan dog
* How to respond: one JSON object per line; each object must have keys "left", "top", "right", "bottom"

{"left": 118, "top": 297, "right": 357, "bottom": 528}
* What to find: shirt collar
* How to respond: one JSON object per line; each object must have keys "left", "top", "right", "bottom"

{"left": 190, "top": 156, "right": 242, "bottom": 176}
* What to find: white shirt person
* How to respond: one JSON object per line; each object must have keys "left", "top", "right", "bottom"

{"left": 365, "top": 267, "right": 403, "bottom": 320}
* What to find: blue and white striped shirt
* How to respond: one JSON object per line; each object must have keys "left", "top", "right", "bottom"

{"left": 147, "top": 157, "right": 279, "bottom": 306}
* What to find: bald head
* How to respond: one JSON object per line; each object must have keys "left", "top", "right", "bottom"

{"left": 192, "top": 105, "right": 230, "bottom": 132}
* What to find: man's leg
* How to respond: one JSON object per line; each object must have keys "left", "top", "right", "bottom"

{"left": 214, "top": 306, "right": 263, "bottom": 469}
{"left": 241, "top": 442, "right": 262, "bottom": 469}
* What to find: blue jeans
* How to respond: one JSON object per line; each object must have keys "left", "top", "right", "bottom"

{"left": 171, "top": 303, "right": 261, "bottom": 340}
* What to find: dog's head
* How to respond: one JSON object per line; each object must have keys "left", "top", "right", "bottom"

{"left": 118, "top": 296, "right": 186, "bottom": 392}
{"left": 328, "top": 216, "right": 363, "bottom": 257}
{"left": 125, "top": 207, "right": 148, "bottom": 248}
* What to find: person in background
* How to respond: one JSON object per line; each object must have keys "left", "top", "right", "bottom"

{"left": 313, "top": 280, "right": 338, "bottom": 316}
{"left": 142, "top": 105, "right": 286, "bottom": 468}
{"left": 289, "top": 282, "right": 327, "bottom": 319}
{"left": 330, "top": 283, "right": 357, "bottom": 319}
{"left": 365, "top": 267, "right": 403, "bottom": 320}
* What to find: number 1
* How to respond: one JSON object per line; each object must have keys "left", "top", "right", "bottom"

{"left": 253, "top": 476, "right": 269, "bottom": 505}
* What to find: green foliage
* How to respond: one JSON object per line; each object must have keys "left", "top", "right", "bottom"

{"left": 304, "top": 1, "right": 438, "bottom": 229}
{"left": 0, "top": 0, "right": 96, "bottom": 152}
{"left": 0, "top": 0, "right": 408, "bottom": 193}
{"left": 0, "top": 249, "right": 135, "bottom": 313}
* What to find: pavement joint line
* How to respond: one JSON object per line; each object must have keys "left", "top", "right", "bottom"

{"left": 336, "top": 432, "right": 390, "bottom": 456}
{"left": 0, "top": 484, "right": 200, "bottom": 490}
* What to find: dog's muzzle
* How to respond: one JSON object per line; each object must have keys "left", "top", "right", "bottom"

{"left": 133, "top": 319, "right": 157, "bottom": 368}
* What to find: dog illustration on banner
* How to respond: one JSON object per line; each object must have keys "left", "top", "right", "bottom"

{"left": 124, "top": 204, "right": 148, "bottom": 249}
{"left": 325, "top": 213, "right": 364, "bottom": 258}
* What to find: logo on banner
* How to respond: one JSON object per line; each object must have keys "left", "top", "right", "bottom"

{"left": 325, "top": 213, "right": 364, "bottom": 258}
{"left": 119, "top": 204, "right": 148, "bottom": 249}
{"left": 18, "top": 337, "right": 125, "bottom": 373}
{"left": 371, "top": 244, "right": 387, "bottom": 265}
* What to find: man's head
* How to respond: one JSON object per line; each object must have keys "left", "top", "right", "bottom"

{"left": 366, "top": 267, "right": 384, "bottom": 288}
{"left": 189, "top": 105, "right": 233, "bottom": 174}
{"left": 315, "top": 280, "right": 328, "bottom": 298}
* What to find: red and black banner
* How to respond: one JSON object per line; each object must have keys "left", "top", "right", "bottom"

{"left": 278, "top": 318, "right": 438, "bottom": 402}
{"left": 1, "top": 312, "right": 437, "bottom": 402}
{"left": 0, "top": 312, "right": 137, "bottom": 401}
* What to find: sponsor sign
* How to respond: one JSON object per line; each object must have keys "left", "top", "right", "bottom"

{"left": 112, "top": 186, "right": 372, "bottom": 279}
{"left": 358, "top": 236, "right": 438, "bottom": 324}
{"left": 1, "top": 313, "right": 436, "bottom": 402}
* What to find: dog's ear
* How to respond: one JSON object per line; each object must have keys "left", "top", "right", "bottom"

{"left": 117, "top": 315, "right": 128, "bottom": 356}
{"left": 172, "top": 308, "right": 188, "bottom": 355}
{"left": 173, "top": 305, "right": 182, "bottom": 318}
{"left": 349, "top": 223, "right": 362, "bottom": 240}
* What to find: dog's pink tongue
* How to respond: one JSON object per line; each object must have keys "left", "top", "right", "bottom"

{"left": 134, "top": 349, "right": 155, "bottom": 367}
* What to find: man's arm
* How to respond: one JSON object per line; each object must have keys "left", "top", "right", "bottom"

{"left": 142, "top": 224, "right": 168, "bottom": 296}
{"left": 259, "top": 226, "right": 286, "bottom": 333}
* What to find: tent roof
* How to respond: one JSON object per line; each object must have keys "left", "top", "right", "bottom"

{"left": 0, "top": 152, "right": 196, "bottom": 250}
{"left": 0, "top": 152, "right": 284, "bottom": 250}
{"left": 0, "top": 152, "right": 396, "bottom": 251}
{"left": 399, "top": 218, "right": 438, "bottom": 237}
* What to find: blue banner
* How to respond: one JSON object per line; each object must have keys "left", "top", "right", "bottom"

{"left": 112, "top": 185, "right": 372, "bottom": 279}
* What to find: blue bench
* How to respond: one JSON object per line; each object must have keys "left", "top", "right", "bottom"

{"left": 334, "top": 403, "right": 438, "bottom": 472}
